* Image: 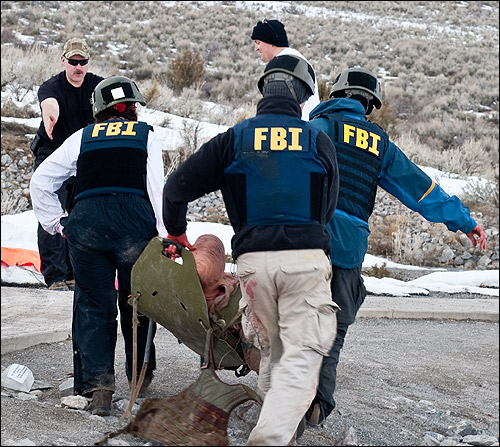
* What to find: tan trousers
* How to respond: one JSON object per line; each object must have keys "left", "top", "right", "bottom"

{"left": 236, "top": 249, "right": 339, "bottom": 446}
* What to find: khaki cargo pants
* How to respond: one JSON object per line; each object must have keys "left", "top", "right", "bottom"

{"left": 236, "top": 249, "right": 339, "bottom": 446}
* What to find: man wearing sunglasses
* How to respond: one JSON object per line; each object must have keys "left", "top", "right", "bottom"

{"left": 251, "top": 19, "right": 320, "bottom": 121}
{"left": 30, "top": 38, "right": 103, "bottom": 292}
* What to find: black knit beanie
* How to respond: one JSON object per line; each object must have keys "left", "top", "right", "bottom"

{"left": 251, "top": 19, "right": 289, "bottom": 47}
{"left": 262, "top": 75, "right": 310, "bottom": 104}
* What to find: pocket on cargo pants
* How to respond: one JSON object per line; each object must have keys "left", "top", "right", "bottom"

{"left": 237, "top": 267, "right": 268, "bottom": 350}
{"left": 302, "top": 297, "right": 339, "bottom": 356}
{"left": 279, "top": 255, "right": 339, "bottom": 356}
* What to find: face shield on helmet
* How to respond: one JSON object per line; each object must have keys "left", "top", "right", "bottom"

{"left": 329, "top": 67, "right": 382, "bottom": 110}
{"left": 258, "top": 54, "right": 315, "bottom": 100}
{"left": 91, "top": 76, "right": 146, "bottom": 117}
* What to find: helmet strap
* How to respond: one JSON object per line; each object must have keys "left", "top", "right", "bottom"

{"left": 284, "top": 77, "right": 298, "bottom": 102}
{"left": 366, "top": 102, "right": 374, "bottom": 116}
{"left": 262, "top": 73, "right": 300, "bottom": 102}
{"left": 344, "top": 89, "right": 374, "bottom": 115}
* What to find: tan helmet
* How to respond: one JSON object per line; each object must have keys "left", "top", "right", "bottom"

{"left": 91, "top": 76, "right": 146, "bottom": 117}
{"left": 329, "top": 67, "right": 382, "bottom": 109}
{"left": 258, "top": 54, "right": 315, "bottom": 96}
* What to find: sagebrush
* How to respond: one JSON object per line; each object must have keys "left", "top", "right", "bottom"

{"left": 2, "top": 1, "right": 497, "bottom": 181}
{"left": 1, "top": 1, "right": 499, "bottom": 185}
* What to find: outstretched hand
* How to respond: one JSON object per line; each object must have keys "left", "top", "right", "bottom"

{"left": 466, "top": 224, "right": 486, "bottom": 250}
{"left": 44, "top": 114, "right": 57, "bottom": 140}
{"left": 162, "top": 233, "right": 195, "bottom": 259}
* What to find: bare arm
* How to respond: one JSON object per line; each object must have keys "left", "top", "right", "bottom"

{"left": 40, "top": 97, "right": 60, "bottom": 140}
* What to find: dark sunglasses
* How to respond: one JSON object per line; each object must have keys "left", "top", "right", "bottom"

{"left": 66, "top": 58, "right": 89, "bottom": 66}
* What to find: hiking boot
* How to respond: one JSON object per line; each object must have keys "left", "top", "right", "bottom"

{"left": 65, "top": 279, "right": 75, "bottom": 290}
{"left": 48, "top": 281, "right": 70, "bottom": 291}
{"left": 86, "top": 390, "right": 112, "bottom": 416}
{"left": 305, "top": 402, "right": 324, "bottom": 427}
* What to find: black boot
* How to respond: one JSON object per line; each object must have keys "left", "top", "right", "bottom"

{"left": 86, "top": 389, "right": 112, "bottom": 416}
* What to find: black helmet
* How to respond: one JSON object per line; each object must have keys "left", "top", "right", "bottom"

{"left": 91, "top": 76, "right": 146, "bottom": 117}
{"left": 258, "top": 54, "right": 315, "bottom": 97}
{"left": 329, "top": 67, "right": 382, "bottom": 109}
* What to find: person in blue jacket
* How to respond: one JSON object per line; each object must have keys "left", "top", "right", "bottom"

{"left": 304, "top": 66, "right": 487, "bottom": 428}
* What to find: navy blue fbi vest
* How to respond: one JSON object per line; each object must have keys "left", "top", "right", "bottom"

{"left": 72, "top": 120, "right": 152, "bottom": 205}
{"left": 319, "top": 112, "right": 388, "bottom": 222}
{"left": 224, "top": 114, "right": 328, "bottom": 230}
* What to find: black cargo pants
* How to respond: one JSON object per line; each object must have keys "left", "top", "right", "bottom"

{"left": 313, "top": 265, "right": 367, "bottom": 421}
{"left": 62, "top": 194, "right": 158, "bottom": 396}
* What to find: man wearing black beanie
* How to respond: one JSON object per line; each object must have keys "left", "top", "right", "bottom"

{"left": 251, "top": 18, "right": 320, "bottom": 121}
{"left": 251, "top": 19, "right": 289, "bottom": 48}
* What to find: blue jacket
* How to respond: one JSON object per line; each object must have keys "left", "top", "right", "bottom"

{"left": 309, "top": 98, "right": 478, "bottom": 268}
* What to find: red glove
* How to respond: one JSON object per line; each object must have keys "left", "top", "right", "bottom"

{"left": 162, "top": 233, "right": 195, "bottom": 260}
{"left": 466, "top": 224, "right": 486, "bottom": 250}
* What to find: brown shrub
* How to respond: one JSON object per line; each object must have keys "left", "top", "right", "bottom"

{"left": 318, "top": 78, "right": 331, "bottom": 102}
{"left": 167, "top": 48, "right": 206, "bottom": 93}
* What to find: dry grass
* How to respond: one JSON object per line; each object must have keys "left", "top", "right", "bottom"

{"left": 1, "top": 1, "right": 497, "bottom": 175}
{"left": 1, "top": 1, "right": 498, "bottom": 223}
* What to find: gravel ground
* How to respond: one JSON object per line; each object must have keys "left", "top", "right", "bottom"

{"left": 1, "top": 316, "right": 498, "bottom": 446}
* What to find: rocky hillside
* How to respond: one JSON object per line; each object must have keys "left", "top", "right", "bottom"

{"left": 1, "top": 120, "right": 498, "bottom": 271}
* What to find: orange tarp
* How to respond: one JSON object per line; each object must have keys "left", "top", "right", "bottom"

{"left": 1, "top": 247, "right": 41, "bottom": 273}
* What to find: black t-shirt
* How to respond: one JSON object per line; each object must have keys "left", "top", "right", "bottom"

{"left": 36, "top": 71, "right": 104, "bottom": 151}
